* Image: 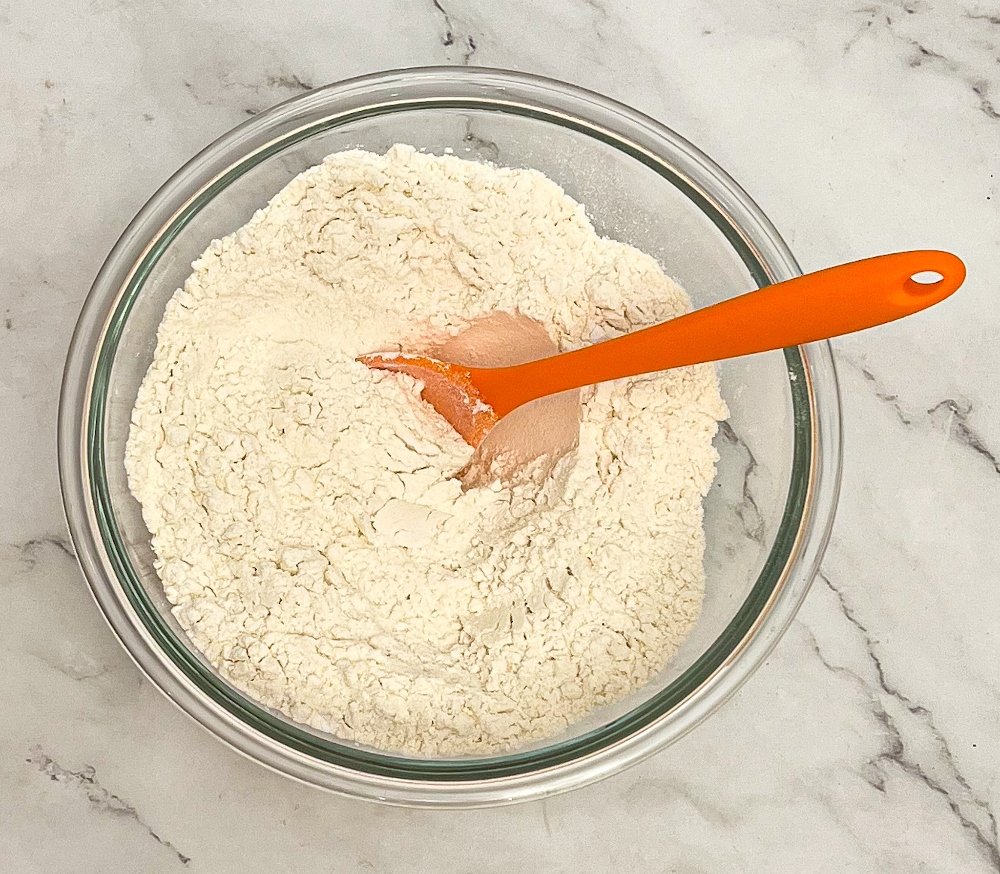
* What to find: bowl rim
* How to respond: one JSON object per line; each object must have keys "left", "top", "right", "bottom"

{"left": 58, "top": 66, "right": 842, "bottom": 807}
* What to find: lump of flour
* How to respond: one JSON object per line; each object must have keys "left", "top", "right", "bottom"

{"left": 125, "top": 144, "right": 728, "bottom": 756}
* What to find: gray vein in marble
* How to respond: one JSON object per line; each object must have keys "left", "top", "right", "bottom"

{"left": 623, "top": 773, "right": 732, "bottom": 828}
{"left": 183, "top": 69, "right": 314, "bottom": 118}
{"left": 927, "top": 399, "right": 1000, "bottom": 474}
{"left": 810, "top": 572, "right": 999, "bottom": 870}
{"left": 3, "top": 534, "right": 75, "bottom": 572}
{"left": 541, "top": 798, "right": 554, "bottom": 836}
{"left": 577, "top": 0, "right": 611, "bottom": 43}
{"left": 431, "top": 0, "right": 478, "bottom": 64}
{"left": 34, "top": 648, "right": 110, "bottom": 683}
{"left": 964, "top": 10, "right": 1000, "bottom": 26}
{"left": 425, "top": 3, "right": 498, "bottom": 166}
{"left": 241, "top": 72, "right": 314, "bottom": 116}
{"left": 972, "top": 82, "right": 1000, "bottom": 119}
{"left": 842, "top": 7, "right": 878, "bottom": 56}
{"left": 908, "top": 40, "right": 946, "bottom": 66}
{"left": 716, "top": 421, "right": 764, "bottom": 542}
{"left": 26, "top": 747, "right": 191, "bottom": 867}
{"left": 866, "top": 706, "right": 999, "bottom": 874}
{"left": 462, "top": 118, "right": 500, "bottom": 161}
{"left": 265, "top": 72, "right": 314, "bottom": 92}
{"left": 858, "top": 365, "right": 913, "bottom": 425}
{"left": 848, "top": 356, "right": 1000, "bottom": 475}
{"left": 903, "top": 42, "right": 999, "bottom": 119}
{"left": 843, "top": 3, "right": 999, "bottom": 120}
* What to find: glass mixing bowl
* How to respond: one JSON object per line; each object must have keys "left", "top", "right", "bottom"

{"left": 59, "top": 68, "right": 841, "bottom": 806}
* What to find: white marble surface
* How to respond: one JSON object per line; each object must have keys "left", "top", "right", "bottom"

{"left": 2, "top": 0, "right": 998, "bottom": 870}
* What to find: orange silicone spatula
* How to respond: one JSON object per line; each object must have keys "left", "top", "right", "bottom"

{"left": 360, "top": 250, "right": 965, "bottom": 447}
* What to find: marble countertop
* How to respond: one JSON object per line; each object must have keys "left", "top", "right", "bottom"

{"left": 2, "top": 0, "right": 998, "bottom": 870}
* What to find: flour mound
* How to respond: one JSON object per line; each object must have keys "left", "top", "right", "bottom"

{"left": 125, "top": 145, "right": 727, "bottom": 755}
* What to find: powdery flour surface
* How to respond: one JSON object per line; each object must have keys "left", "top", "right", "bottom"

{"left": 125, "top": 145, "right": 728, "bottom": 755}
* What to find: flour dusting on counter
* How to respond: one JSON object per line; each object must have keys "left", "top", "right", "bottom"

{"left": 125, "top": 145, "right": 727, "bottom": 755}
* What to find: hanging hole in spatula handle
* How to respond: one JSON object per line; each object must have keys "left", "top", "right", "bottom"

{"left": 705, "top": 249, "right": 967, "bottom": 348}
{"left": 889, "top": 249, "right": 966, "bottom": 308}
{"left": 757, "top": 249, "right": 967, "bottom": 343}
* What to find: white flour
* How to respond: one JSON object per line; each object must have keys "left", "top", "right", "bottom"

{"left": 126, "top": 145, "right": 727, "bottom": 755}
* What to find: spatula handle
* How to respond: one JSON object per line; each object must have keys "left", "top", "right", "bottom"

{"left": 503, "top": 250, "right": 965, "bottom": 404}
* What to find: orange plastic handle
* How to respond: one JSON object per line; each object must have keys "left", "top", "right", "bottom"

{"left": 476, "top": 250, "right": 965, "bottom": 415}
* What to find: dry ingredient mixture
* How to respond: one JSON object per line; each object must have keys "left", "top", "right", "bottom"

{"left": 126, "top": 145, "right": 727, "bottom": 755}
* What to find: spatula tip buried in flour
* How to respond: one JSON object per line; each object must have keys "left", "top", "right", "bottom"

{"left": 359, "top": 352, "right": 500, "bottom": 448}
